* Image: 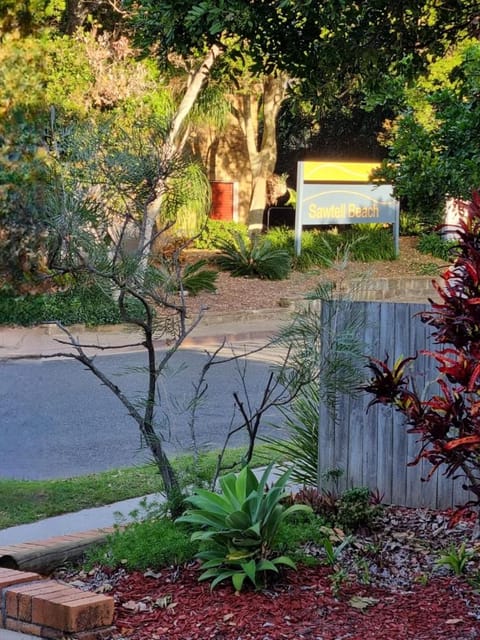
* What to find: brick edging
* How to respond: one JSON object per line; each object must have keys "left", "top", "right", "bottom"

{"left": 0, "top": 567, "right": 114, "bottom": 639}
{"left": 0, "top": 529, "right": 114, "bottom": 575}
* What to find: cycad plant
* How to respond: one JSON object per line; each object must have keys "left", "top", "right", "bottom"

{"left": 155, "top": 258, "right": 218, "bottom": 295}
{"left": 176, "top": 462, "right": 311, "bottom": 591}
{"left": 215, "top": 231, "right": 291, "bottom": 280}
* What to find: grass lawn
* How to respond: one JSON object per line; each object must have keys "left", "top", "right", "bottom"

{"left": 0, "top": 445, "right": 277, "bottom": 529}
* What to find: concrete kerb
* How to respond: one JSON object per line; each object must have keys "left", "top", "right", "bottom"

{"left": 0, "top": 307, "right": 297, "bottom": 360}
{"left": 0, "top": 275, "right": 439, "bottom": 360}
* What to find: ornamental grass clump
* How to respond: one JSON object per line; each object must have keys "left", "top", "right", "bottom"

{"left": 176, "top": 462, "right": 311, "bottom": 592}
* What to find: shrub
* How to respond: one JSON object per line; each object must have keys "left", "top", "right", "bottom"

{"left": 274, "top": 511, "right": 327, "bottom": 562}
{"left": 399, "top": 211, "right": 426, "bottom": 236}
{"left": 336, "top": 487, "right": 382, "bottom": 533}
{"left": 0, "top": 284, "right": 122, "bottom": 327}
{"left": 278, "top": 226, "right": 396, "bottom": 272}
{"left": 263, "top": 226, "right": 295, "bottom": 253}
{"left": 87, "top": 516, "right": 197, "bottom": 570}
{"left": 0, "top": 258, "right": 218, "bottom": 327}
{"left": 362, "top": 192, "right": 480, "bottom": 534}
{"left": 345, "top": 225, "right": 396, "bottom": 262}
{"left": 215, "top": 231, "right": 292, "bottom": 280}
{"left": 154, "top": 259, "right": 218, "bottom": 295}
{"left": 293, "top": 231, "right": 342, "bottom": 271}
{"left": 176, "top": 463, "right": 311, "bottom": 591}
{"left": 287, "top": 486, "right": 382, "bottom": 533}
{"left": 417, "top": 232, "right": 458, "bottom": 261}
{"left": 180, "top": 260, "right": 218, "bottom": 294}
{"left": 286, "top": 486, "right": 339, "bottom": 521}
{"left": 193, "top": 220, "right": 249, "bottom": 250}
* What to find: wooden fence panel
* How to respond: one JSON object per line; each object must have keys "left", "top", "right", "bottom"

{"left": 317, "top": 300, "right": 473, "bottom": 509}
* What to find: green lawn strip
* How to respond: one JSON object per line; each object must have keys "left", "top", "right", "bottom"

{"left": 0, "top": 445, "right": 279, "bottom": 530}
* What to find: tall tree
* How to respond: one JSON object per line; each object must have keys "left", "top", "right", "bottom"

{"left": 127, "top": 0, "right": 479, "bottom": 230}
{"left": 373, "top": 39, "right": 480, "bottom": 227}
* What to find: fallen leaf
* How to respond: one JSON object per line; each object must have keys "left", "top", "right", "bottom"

{"left": 144, "top": 569, "right": 163, "bottom": 579}
{"left": 122, "top": 600, "right": 149, "bottom": 613}
{"left": 154, "top": 595, "right": 173, "bottom": 608}
{"left": 446, "top": 618, "right": 464, "bottom": 624}
{"left": 349, "top": 596, "right": 379, "bottom": 611}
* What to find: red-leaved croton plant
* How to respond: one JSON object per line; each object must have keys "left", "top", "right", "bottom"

{"left": 363, "top": 191, "right": 480, "bottom": 537}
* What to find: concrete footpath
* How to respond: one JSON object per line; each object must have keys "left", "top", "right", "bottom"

{"left": 0, "top": 310, "right": 294, "bottom": 639}
{"left": 0, "top": 307, "right": 294, "bottom": 359}
{"left": 0, "top": 494, "right": 161, "bottom": 547}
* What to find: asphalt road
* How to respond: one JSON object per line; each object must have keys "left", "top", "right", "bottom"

{"left": 0, "top": 343, "right": 287, "bottom": 479}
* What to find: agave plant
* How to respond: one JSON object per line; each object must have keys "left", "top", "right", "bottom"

{"left": 215, "top": 231, "right": 291, "bottom": 280}
{"left": 176, "top": 462, "right": 311, "bottom": 591}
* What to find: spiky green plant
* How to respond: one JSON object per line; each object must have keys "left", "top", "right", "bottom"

{"left": 265, "top": 248, "right": 367, "bottom": 487}
{"left": 215, "top": 231, "right": 291, "bottom": 280}
{"left": 154, "top": 259, "right": 217, "bottom": 295}
{"left": 264, "top": 383, "right": 320, "bottom": 486}
{"left": 176, "top": 462, "right": 311, "bottom": 591}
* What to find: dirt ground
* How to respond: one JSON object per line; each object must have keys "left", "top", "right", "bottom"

{"left": 184, "top": 236, "right": 447, "bottom": 316}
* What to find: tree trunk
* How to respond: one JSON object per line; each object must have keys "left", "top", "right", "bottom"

{"left": 142, "top": 323, "right": 183, "bottom": 511}
{"left": 139, "top": 44, "right": 223, "bottom": 258}
{"left": 237, "top": 75, "right": 287, "bottom": 233}
{"left": 61, "top": 0, "right": 95, "bottom": 35}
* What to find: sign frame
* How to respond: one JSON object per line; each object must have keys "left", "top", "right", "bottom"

{"left": 294, "top": 161, "right": 399, "bottom": 256}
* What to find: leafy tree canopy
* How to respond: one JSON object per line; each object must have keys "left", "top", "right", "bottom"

{"left": 0, "top": 0, "right": 64, "bottom": 36}
{"left": 127, "top": 0, "right": 480, "bottom": 103}
{"left": 375, "top": 39, "right": 480, "bottom": 227}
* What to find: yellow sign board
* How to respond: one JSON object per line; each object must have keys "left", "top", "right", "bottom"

{"left": 303, "top": 161, "right": 379, "bottom": 183}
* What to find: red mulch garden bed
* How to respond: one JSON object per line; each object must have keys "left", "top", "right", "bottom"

{"left": 60, "top": 506, "right": 480, "bottom": 639}
{"left": 109, "top": 563, "right": 480, "bottom": 640}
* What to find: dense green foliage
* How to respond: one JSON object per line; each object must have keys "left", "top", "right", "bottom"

{"left": 84, "top": 485, "right": 380, "bottom": 574}
{"left": 0, "top": 28, "right": 173, "bottom": 284}
{"left": 0, "top": 284, "right": 122, "bottom": 327}
{"left": 273, "top": 512, "right": 327, "bottom": 562}
{"left": 193, "top": 220, "right": 249, "bottom": 250}
{"left": 266, "top": 225, "right": 396, "bottom": 272}
{"left": 336, "top": 487, "right": 381, "bottom": 533}
{"left": 375, "top": 40, "right": 480, "bottom": 227}
{"left": 130, "top": 0, "right": 478, "bottom": 108}
{"left": 87, "top": 508, "right": 327, "bottom": 573}
{"left": 417, "top": 233, "right": 458, "bottom": 261}
{"left": 87, "top": 514, "right": 197, "bottom": 571}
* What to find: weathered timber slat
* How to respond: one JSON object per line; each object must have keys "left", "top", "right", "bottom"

{"left": 317, "top": 300, "right": 474, "bottom": 509}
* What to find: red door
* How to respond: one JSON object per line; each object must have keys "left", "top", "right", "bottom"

{"left": 210, "top": 182, "right": 235, "bottom": 220}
